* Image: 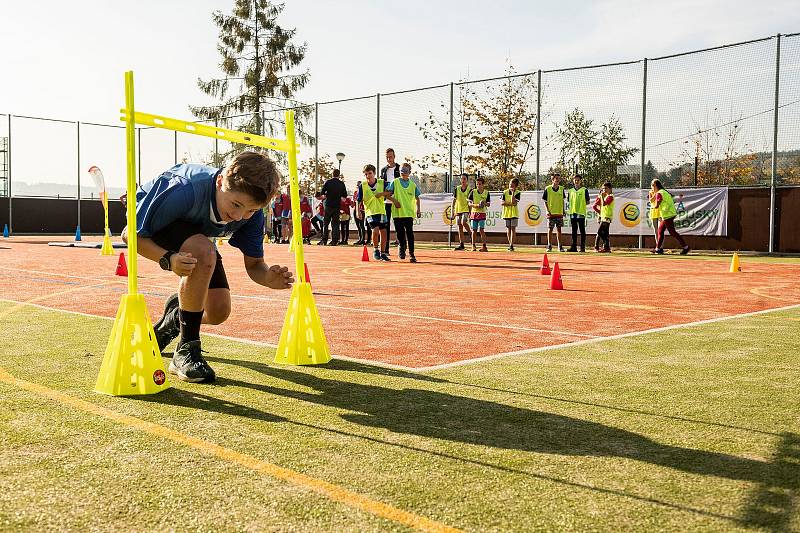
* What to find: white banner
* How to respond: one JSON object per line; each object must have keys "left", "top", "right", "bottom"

{"left": 414, "top": 188, "right": 728, "bottom": 236}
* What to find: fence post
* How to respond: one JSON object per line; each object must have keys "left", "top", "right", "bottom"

{"left": 314, "top": 102, "right": 319, "bottom": 191}
{"left": 449, "top": 82, "right": 454, "bottom": 193}
{"left": 536, "top": 70, "right": 542, "bottom": 191}
{"left": 770, "top": 33, "right": 781, "bottom": 254}
{"left": 77, "top": 121, "right": 81, "bottom": 234}
{"left": 639, "top": 58, "right": 648, "bottom": 250}
{"left": 7, "top": 114, "right": 11, "bottom": 234}
{"left": 376, "top": 93, "right": 381, "bottom": 169}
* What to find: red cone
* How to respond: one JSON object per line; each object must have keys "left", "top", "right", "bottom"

{"left": 115, "top": 252, "right": 128, "bottom": 277}
{"left": 361, "top": 245, "right": 370, "bottom": 262}
{"left": 549, "top": 261, "right": 563, "bottom": 290}
{"left": 540, "top": 253, "right": 551, "bottom": 275}
{"left": 304, "top": 262, "right": 312, "bottom": 288}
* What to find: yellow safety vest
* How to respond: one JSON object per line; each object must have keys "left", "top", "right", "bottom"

{"left": 454, "top": 185, "right": 471, "bottom": 214}
{"left": 657, "top": 189, "right": 677, "bottom": 220}
{"left": 568, "top": 187, "right": 588, "bottom": 216}
{"left": 599, "top": 195, "right": 614, "bottom": 220}
{"left": 391, "top": 179, "right": 417, "bottom": 218}
{"left": 362, "top": 179, "right": 386, "bottom": 217}
{"left": 545, "top": 185, "right": 565, "bottom": 216}
{"left": 648, "top": 191, "right": 661, "bottom": 220}
{"left": 471, "top": 189, "right": 489, "bottom": 214}
{"left": 502, "top": 189, "right": 519, "bottom": 219}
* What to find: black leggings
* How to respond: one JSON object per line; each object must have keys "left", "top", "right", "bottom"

{"left": 597, "top": 221, "right": 611, "bottom": 251}
{"left": 570, "top": 215, "right": 586, "bottom": 250}
{"left": 354, "top": 217, "right": 366, "bottom": 242}
{"left": 339, "top": 219, "right": 350, "bottom": 243}
{"left": 394, "top": 217, "right": 415, "bottom": 256}
{"left": 384, "top": 203, "right": 393, "bottom": 253}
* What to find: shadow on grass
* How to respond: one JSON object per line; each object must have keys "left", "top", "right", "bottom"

{"left": 741, "top": 432, "right": 800, "bottom": 530}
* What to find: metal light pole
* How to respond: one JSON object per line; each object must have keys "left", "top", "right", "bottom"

{"left": 336, "top": 152, "right": 345, "bottom": 172}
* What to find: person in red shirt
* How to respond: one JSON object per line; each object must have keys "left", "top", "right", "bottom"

{"left": 270, "top": 195, "right": 283, "bottom": 243}
{"left": 340, "top": 194, "right": 354, "bottom": 245}
{"left": 280, "top": 184, "right": 292, "bottom": 244}
{"left": 592, "top": 181, "right": 614, "bottom": 253}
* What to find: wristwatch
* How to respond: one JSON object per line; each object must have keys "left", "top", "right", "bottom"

{"left": 159, "top": 251, "right": 176, "bottom": 271}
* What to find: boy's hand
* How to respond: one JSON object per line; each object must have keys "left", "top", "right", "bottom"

{"left": 266, "top": 265, "right": 294, "bottom": 289}
{"left": 170, "top": 252, "right": 198, "bottom": 277}
{"left": 393, "top": 199, "right": 401, "bottom": 208}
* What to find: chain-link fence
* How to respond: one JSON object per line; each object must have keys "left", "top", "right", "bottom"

{"left": 1, "top": 32, "right": 799, "bottom": 244}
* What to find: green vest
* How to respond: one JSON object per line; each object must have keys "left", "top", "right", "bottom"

{"left": 599, "top": 195, "right": 614, "bottom": 219}
{"left": 471, "top": 189, "right": 489, "bottom": 214}
{"left": 502, "top": 189, "right": 519, "bottom": 219}
{"left": 362, "top": 179, "right": 386, "bottom": 217}
{"left": 454, "top": 185, "right": 471, "bottom": 214}
{"left": 392, "top": 179, "right": 417, "bottom": 218}
{"left": 658, "top": 189, "right": 677, "bottom": 220}
{"left": 568, "top": 187, "right": 588, "bottom": 216}
{"left": 545, "top": 185, "right": 565, "bottom": 216}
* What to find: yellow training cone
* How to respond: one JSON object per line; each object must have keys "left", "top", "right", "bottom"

{"left": 95, "top": 294, "right": 170, "bottom": 395}
{"left": 274, "top": 282, "right": 331, "bottom": 365}
{"left": 217, "top": 238, "right": 224, "bottom": 246}
{"left": 100, "top": 229, "right": 115, "bottom": 256}
{"left": 729, "top": 252, "right": 741, "bottom": 273}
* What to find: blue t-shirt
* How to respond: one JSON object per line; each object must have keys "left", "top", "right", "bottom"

{"left": 386, "top": 179, "right": 421, "bottom": 197}
{"left": 135, "top": 163, "right": 265, "bottom": 258}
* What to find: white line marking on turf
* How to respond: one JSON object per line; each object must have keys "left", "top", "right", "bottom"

{"left": 413, "top": 303, "right": 800, "bottom": 372}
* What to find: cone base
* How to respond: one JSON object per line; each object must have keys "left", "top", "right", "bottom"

{"left": 100, "top": 234, "right": 115, "bottom": 256}
{"left": 95, "top": 294, "right": 170, "bottom": 396}
{"left": 274, "top": 282, "right": 331, "bottom": 365}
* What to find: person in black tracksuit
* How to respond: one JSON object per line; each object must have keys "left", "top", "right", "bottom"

{"left": 319, "top": 169, "right": 348, "bottom": 245}
{"left": 380, "top": 147, "right": 401, "bottom": 256}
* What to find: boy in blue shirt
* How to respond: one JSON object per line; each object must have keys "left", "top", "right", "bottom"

{"left": 125, "top": 151, "right": 293, "bottom": 383}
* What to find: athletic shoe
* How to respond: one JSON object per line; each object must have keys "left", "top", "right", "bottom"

{"left": 153, "top": 293, "right": 180, "bottom": 351}
{"left": 317, "top": 240, "right": 327, "bottom": 246}
{"left": 480, "top": 245, "right": 488, "bottom": 252}
{"left": 410, "top": 255, "right": 418, "bottom": 263}
{"left": 454, "top": 242, "right": 465, "bottom": 250}
{"left": 380, "top": 253, "right": 391, "bottom": 262}
{"left": 373, "top": 249, "right": 381, "bottom": 260}
{"left": 567, "top": 247, "right": 577, "bottom": 252}
{"left": 472, "top": 245, "right": 478, "bottom": 251}
{"left": 655, "top": 248, "right": 665, "bottom": 254}
{"left": 169, "top": 340, "right": 215, "bottom": 383}
{"left": 559, "top": 246, "right": 566, "bottom": 252}
{"left": 580, "top": 247, "right": 586, "bottom": 253}
{"left": 680, "top": 246, "right": 691, "bottom": 255}
{"left": 399, "top": 251, "right": 406, "bottom": 260}
{"left": 547, "top": 245, "right": 553, "bottom": 252}
{"left": 330, "top": 241, "right": 339, "bottom": 246}
{"left": 601, "top": 248, "right": 612, "bottom": 253}
{"left": 390, "top": 240, "right": 399, "bottom": 246}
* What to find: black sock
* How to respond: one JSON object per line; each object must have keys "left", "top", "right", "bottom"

{"left": 179, "top": 309, "right": 204, "bottom": 345}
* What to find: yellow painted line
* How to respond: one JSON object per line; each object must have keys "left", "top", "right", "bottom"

{"left": 0, "top": 367, "right": 459, "bottom": 533}
{"left": 598, "top": 302, "right": 656, "bottom": 311}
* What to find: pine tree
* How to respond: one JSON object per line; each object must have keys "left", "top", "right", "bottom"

{"left": 191, "top": 0, "right": 311, "bottom": 163}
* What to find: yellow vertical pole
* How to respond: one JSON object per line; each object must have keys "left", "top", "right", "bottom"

{"left": 285, "top": 110, "right": 305, "bottom": 282}
{"left": 124, "top": 71, "right": 138, "bottom": 294}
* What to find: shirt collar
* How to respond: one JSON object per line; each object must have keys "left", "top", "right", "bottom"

{"left": 209, "top": 178, "right": 224, "bottom": 226}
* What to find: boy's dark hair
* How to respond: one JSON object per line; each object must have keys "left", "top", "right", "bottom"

{"left": 460, "top": 172, "right": 469, "bottom": 179}
{"left": 363, "top": 164, "right": 377, "bottom": 173}
{"left": 603, "top": 181, "right": 613, "bottom": 190}
{"left": 651, "top": 179, "right": 664, "bottom": 190}
{"left": 510, "top": 177, "right": 520, "bottom": 187}
{"left": 224, "top": 151, "right": 280, "bottom": 205}
{"left": 385, "top": 148, "right": 395, "bottom": 156}
{"left": 476, "top": 176, "right": 485, "bottom": 183}
{"left": 333, "top": 168, "right": 341, "bottom": 178}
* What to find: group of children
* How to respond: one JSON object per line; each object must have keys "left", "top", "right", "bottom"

{"left": 451, "top": 172, "right": 690, "bottom": 255}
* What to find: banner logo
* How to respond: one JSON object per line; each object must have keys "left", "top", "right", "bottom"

{"left": 524, "top": 204, "right": 543, "bottom": 226}
{"left": 442, "top": 205, "right": 456, "bottom": 225}
{"left": 619, "top": 202, "right": 641, "bottom": 228}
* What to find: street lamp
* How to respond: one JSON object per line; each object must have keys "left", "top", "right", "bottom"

{"left": 336, "top": 152, "right": 345, "bottom": 171}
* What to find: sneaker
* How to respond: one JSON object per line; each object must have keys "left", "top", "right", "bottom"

{"left": 559, "top": 246, "right": 566, "bottom": 252}
{"left": 399, "top": 251, "right": 406, "bottom": 260}
{"left": 330, "top": 241, "right": 339, "bottom": 246}
{"left": 410, "top": 255, "right": 418, "bottom": 263}
{"left": 317, "top": 240, "right": 327, "bottom": 246}
{"left": 454, "top": 242, "right": 465, "bottom": 250}
{"left": 169, "top": 340, "right": 215, "bottom": 383}
{"left": 580, "top": 247, "right": 586, "bottom": 253}
{"left": 390, "top": 240, "right": 399, "bottom": 246}
{"left": 567, "top": 247, "right": 577, "bottom": 252}
{"left": 601, "top": 248, "right": 612, "bottom": 253}
{"left": 507, "top": 245, "right": 514, "bottom": 251}
{"left": 373, "top": 249, "right": 381, "bottom": 260}
{"left": 380, "top": 253, "right": 391, "bottom": 262}
{"left": 153, "top": 293, "right": 180, "bottom": 351}
{"left": 680, "top": 246, "right": 691, "bottom": 255}
{"left": 655, "top": 248, "right": 665, "bottom": 255}
{"left": 480, "top": 245, "right": 488, "bottom": 252}
{"left": 547, "top": 245, "right": 553, "bottom": 252}
{"left": 472, "top": 245, "right": 478, "bottom": 251}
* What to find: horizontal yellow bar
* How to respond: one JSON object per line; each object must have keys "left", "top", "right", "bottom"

{"left": 120, "top": 110, "right": 291, "bottom": 153}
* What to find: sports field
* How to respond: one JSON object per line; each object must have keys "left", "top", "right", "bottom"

{"left": 1, "top": 237, "right": 799, "bottom": 531}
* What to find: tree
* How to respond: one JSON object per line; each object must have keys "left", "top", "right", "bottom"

{"left": 553, "top": 108, "right": 638, "bottom": 187}
{"left": 463, "top": 68, "right": 538, "bottom": 190}
{"left": 298, "top": 154, "right": 335, "bottom": 194}
{"left": 191, "top": 0, "right": 312, "bottom": 161}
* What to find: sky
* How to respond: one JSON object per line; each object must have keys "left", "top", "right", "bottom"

{"left": 0, "top": 0, "right": 798, "bottom": 192}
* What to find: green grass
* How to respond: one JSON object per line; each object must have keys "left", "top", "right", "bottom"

{"left": 1, "top": 302, "right": 799, "bottom": 531}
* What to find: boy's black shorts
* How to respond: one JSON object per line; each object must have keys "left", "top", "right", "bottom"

{"left": 151, "top": 220, "right": 230, "bottom": 290}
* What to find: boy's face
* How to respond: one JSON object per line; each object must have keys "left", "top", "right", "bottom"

{"left": 552, "top": 176, "right": 560, "bottom": 187}
{"left": 510, "top": 181, "right": 517, "bottom": 190}
{"left": 216, "top": 177, "right": 264, "bottom": 223}
{"left": 364, "top": 170, "right": 376, "bottom": 183}
{"left": 460, "top": 176, "right": 468, "bottom": 187}
{"left": 477, "top": 180, "right": 484, "bottom": 191}
{"left": 386, "top": 151, "right": 395, "bottom": 165}
{"left": 573, "top": 177, "right": 581, "bottom": 188}
{"left": 601, "top": 185, "right": 609, "bottom": 195}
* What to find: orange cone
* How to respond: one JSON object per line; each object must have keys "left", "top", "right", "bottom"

{"left": 304, "top": 262, "right": 312, "bottom": 289}
{"left": 549, "top": 262, "right": 563, "bottom": 290}
{"left": 115, "top": 252, "right": 128, "bottom": 277}
{"left": 361, "top": 245, "right": 370, "bottom": 262}
{"left": 540, "top": 253, "right": 551, "bottom": 275}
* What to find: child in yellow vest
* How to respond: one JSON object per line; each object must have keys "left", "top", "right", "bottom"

{"left": 567, "top": 174, "right": 590, "bottom": 252}
{"left": 357, "top": 164, "right": 399, "bottom": 261}
{"left": 592, "top": 181, "right": 614, "bottom": 253}
{"left": 468, "top": 176, "right": 490, "bottom": 252}
{"left": 543, "top": 173, "right": 565, "bottom": 252}
{"left": 451, "top": 173, "right": 473, "bottom": 250}
{"left": 651, "top": 179, "right": 690, "bottom": 255}
{"left": 501, "top": 177, "right": 521, "bottom": 251}
{"left": 647, "top": 187, "right": 661, "bottom": 248}
{"left": 386, "top": 163, "right": 421, "bottom": 262}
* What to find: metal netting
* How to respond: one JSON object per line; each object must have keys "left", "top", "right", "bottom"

{"left": 540, "top": 62, "right": 643, "bottom": 189}
{"left": 10, "top": 115, "right": 78, "bottom": 198}
{"left": 646, "top": 38, "right": 776, "bottom": 187}
{"left": 778, "top": 34, "right": 800, "bottom": 185}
